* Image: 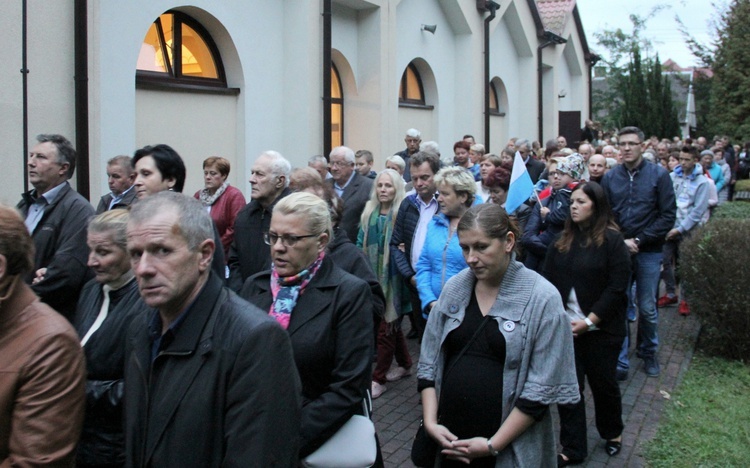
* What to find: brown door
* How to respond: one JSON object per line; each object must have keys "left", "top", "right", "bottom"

{"left": 558, "top": 111, "right": 581, "bottom": 148}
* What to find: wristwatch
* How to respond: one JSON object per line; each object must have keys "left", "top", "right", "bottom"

{"left": 487, "top": 438, "right": 499, "bottom": 457}
{"left": 634, "top": 237, "right": 641, "bottom": 246}
{"left": 584, "top": 317, "right": 596, "bottom": 331}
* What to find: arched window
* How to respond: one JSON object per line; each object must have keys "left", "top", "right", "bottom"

{"left": 489, "top": 80, "right": 506, "bottom": 116}
{"left": 331, "top": 64, "right": 344, "bottom": 147}
{"left": 137, "top": 11, "right": 227, "bottom": 89}
{"left": 399, "top": 62, "right": 425, "bottom": 106}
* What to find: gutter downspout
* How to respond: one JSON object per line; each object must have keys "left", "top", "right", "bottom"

{"left": 22, "top": 0, "right": 29, "bottom": 189}
{"left": 322, "top": 0, "right": 332, "bottom": 159}
{"left": 74, "top": 0, "right": 90, "bottom": 199}
{"left": 537, "top": 39, "right": 553, "bottom": 144}
{"left": 481, "top": 1, "right": 500, "bottom": 152}
{"left": 587, "top": 54, "right": 600, "bottom": 120}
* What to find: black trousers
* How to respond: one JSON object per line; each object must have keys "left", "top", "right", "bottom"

{"left": 559, "top": 330, "right": 624, "bottom": 460}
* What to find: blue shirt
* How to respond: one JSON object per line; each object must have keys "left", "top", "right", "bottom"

{"left": 24, "top": 182, "right": 68, "bottom": 233}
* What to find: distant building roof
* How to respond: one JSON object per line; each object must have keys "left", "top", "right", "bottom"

{"left": 536, "top": 0, "right": 576, "bottom": 36}
{"left": 663, "top": 59, "right": 714, "bottom": 79}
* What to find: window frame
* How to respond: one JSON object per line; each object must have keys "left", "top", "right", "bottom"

{"left": 489, "top": 80, "right": 506, "bottom": 117}
{"left": 331, "top": 63, "right": 344, "bottom": 147}
{"left": 136, "top": 11, "right": 236, "bottom": 94}
{"left": 399, "top": 62, "right": 433, "bottom": 109}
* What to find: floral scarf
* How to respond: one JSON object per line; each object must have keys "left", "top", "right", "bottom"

{"left": 269, "top": 251, "right": 325, "bottom": 329}
{"left": 198, "top": 182, "right": 229, "bottom": 206}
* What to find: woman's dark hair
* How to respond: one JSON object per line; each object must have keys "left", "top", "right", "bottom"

{"left": 453, "top": 140, "right": 471, "bottom": 153}
{"left": 457, "top": 203, "right": 520, "bottom": 252}
{"left": 133, "top": 144, "right": 186, "bottom": 193}
{"left": 483, "top": 163, "right": 512, "bottom": 192}
{"left": 555, "top": 181, "right": 618, "bottom": 253}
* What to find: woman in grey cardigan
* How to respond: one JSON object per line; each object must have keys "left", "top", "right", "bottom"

{"left": 417, "top": 203, "right": 579, "bottom": 467}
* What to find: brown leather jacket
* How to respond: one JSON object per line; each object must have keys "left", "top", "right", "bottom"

{"left": 0, "top": 278, "right": 86, "bottom": 467}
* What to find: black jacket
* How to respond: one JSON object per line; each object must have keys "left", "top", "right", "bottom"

{"left": 125, "top": 273, "right": 301, "bottom": 467}
{"left": 389, "top": 192, "right": 438, "bottom": 280}
{"left": 74, "top": 277, "right": 144, "bottom": 466}
{"left": 227, "top": 188, "right": 290, "bottom": 291}
{"left": 542, "top": 229, "right": 631, "bottom": 337}
{"left": 17, "top": 182, "right": 95, "bottom": 319}
{"left": 240, "top": 257, "right": 374, "bottom": 457}
{"left": 328, "top": 173, "right": 373, "bottom": 243}
{"left": 328, "top": 226, "right": 385, "bottom": 319}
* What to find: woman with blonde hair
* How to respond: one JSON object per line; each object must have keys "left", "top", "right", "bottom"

{"left": 357, "top": 169, "right": 410, "bottom": 398}
{"left": 416, "top": 167, "right": 479, "bottom": 318}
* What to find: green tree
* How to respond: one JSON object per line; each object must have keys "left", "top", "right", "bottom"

{"left": 707, "top": 0, "right": 750, "bottom": 141}
{"left": 591, "top": 7, "right": 680, "bottom": 137}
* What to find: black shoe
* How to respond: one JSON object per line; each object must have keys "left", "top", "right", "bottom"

{"left": 557, "top": 454, "right": 583, "bottom": 467}
{"left": 605, "top": 440, "right": 622, "bottom": 457}
{"left": 643, "top": 356, "right": 660, "bottom": 377}
{"left": 616, "top": 368, "right": 629, "bottom": 382}
{"left": 407, "top": 329, "right": 418, "bottom": 339}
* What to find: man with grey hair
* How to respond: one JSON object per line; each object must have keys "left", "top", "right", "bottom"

{"left": 327, "top": 145, "right": 373, "bottom": 242}
{"left": 394, "top": 128, "right": 421, "bottom": 182}
{"left": 308, "top": 154, "right": 331, "bottom": 180}
{"left": 516, "top": 138, "right": 545, "bottom": 184}
{"left": 96, "top": 155, "right": 136, "bottom": 213}
{"left": 124, "top": 191, "right": 301, "bottom": 467}
{"left": 228, "top": 150, "right": 292, "bottom": 290}
{"left": 17, "top": 133, "right": 95, "bottom": 319}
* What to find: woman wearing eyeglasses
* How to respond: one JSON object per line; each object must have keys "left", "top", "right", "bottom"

{"left": 239, "top": 192, "right": 375, "bottom": 461}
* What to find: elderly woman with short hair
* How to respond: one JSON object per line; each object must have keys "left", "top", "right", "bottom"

{"left": 239, "top": 192, "right": 375, "bottom": 461}
{"left": 194, "top": 156, "right": 246, "bottom": 259}
{"left": 415, "top": 167, "right": 479, "bottom": 318}
{"left": 74, "top": 209, "right": 144, "bottom": 468}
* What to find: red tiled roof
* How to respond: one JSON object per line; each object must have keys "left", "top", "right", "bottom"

{"left": 536, "top": 0, "right": 576, "bottom": 36}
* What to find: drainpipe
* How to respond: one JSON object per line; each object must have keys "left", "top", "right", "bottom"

{"left": 587, "top": 54, "right": 600, "bottom": 120}
{"left": 21, "top": 0, "right": 29, "bottom": 189}
{"left": 537, "top": 31, "right": 565, "bottom": 144}
{"left": 74, "top": 0, "right": 90, "bottom": 198}
{"left": 322, "top": 0, "right": 332, "bottom": 158}
{"left": 479, "top": 1, "right": 500, "bottom": 152}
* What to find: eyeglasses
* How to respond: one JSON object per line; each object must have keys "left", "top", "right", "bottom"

{"left": 328, "top": 160, "right": 351, "bottom": 168}
{"left": 617, "top": 141, "right": 641, "bottom": 148}
{"left": 263, "top": 232, "right": 319, "bottom": 247}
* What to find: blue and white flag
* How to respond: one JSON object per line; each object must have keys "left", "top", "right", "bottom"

{"left": 505, "top": 151, "right": 535, "bottom": 214}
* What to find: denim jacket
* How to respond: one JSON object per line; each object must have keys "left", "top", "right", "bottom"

{"left": 417, "top": 260, "right": 579, "bottom": 467}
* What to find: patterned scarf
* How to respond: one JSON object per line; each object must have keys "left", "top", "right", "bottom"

{"left": 361, "top": 209, "right": 411, "bottom": 324}
{"left": 198, "top": 182, "right": 229, "bottom": 206}
{"left": 269, "top": 251, "right": 325, "bottom": 329}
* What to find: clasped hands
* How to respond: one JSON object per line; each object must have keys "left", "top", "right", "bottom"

{"left": 426, "top": 422, "right": 493, "bottom": 464}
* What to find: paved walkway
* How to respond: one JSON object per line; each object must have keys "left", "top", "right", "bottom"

{"left": 372, "top": 304, "right": 701, "bottom": 467}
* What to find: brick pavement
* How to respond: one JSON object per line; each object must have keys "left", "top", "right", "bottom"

{"left": 372, "top": 304, "right": 701, "bottom": 467}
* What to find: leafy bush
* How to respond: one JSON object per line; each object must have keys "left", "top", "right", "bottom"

{"left": 711, "top": 201, "right": 750, "bottom": 220}
{"left": 734, "top": 179, "right": 750, "bottom": 192}
{"left": 681, "top": 219, "right": 750, "bottom": 361}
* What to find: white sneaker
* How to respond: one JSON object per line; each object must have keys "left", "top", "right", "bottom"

{"left": 371, "top": 381, "right": 387, "bottom": 399}
{"left": 385, "top": 366, "right": 412, "bottom": 382}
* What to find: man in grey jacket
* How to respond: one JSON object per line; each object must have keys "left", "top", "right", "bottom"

{"left": 17, "top": 134, "right": 94, "bottom": 319}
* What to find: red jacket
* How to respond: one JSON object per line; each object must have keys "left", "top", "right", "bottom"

{"left": 194, "top": 185, "right": 246, "bottom": 258}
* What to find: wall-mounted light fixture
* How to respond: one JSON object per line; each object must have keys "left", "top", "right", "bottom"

{"left": 558, "top": 89, "right": 567, "bottom": 99}
{"left": 421, "top": 24, "right": 437, "bottom": 34}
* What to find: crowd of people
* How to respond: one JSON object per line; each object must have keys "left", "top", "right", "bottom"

{"left": 0, "top": 125, "right": 738, "bottom": 467}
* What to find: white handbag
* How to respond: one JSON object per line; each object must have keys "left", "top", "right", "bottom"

{"left": 302, "top": 395, "right": 377, "bottom": 468}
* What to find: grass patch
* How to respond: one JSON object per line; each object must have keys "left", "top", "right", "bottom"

{"left": 645, "top": 353, "right": 750, "bottom": 467}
